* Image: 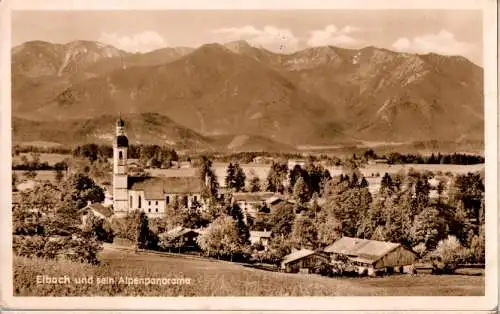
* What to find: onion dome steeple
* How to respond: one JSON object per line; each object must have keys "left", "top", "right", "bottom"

{"left": 115, "top": 116, "right": 128, "bottom": 147}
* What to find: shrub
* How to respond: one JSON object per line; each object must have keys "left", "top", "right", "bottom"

{"left": 13, "top": 235, "right": 102, "bottom": 265}
{"left": 429, "top": 236, "right": 468, "bottom": 274}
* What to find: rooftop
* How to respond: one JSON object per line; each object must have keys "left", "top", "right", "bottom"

{"left": 250, "top": 230, "right": 272, "bottom": 238}
{"left": 281, "top": 249, "right": 316, "bottom": 265}
{"left": 128, "top": 176, "right": 203, "bottom": 199}
{"left": 323, "top": 237, "right": 401, "bottom": 263}
{"left": 233, "top": 192, "right": 277, "bottom": 203}
{"left": 84, "top": 202, "right": 114, "bottom": 218}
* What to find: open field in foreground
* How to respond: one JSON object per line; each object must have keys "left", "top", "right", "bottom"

{"left": 14, "top": 246, "right": 484, "bottom": 296}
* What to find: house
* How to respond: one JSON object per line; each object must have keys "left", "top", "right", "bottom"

{"left": 280, "top": 249, "right": 330, "bottom": 273}
{"left": 265, "top": 196, "right": 295, "bottom": 211}
{"left": 323, "top": 237, "right": 417, "bottom": 276}
{"left": 81, "top": 202, "right": 114, "bottom": 225}
{"left": 287, "top": 159, "right": 307, "bottom": 170}
{"left": 232, "top": 192, "right": 276, "bottom": 217}
{"left": 160, "top": 226, "right": 200, "bottom": 252}
{"left": 253, "top": 156, "right": 274, "bottom": 164}
{"left": 249, "top": 230, "right": 272, "bottom": 247}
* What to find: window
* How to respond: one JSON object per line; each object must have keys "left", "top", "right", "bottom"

{"left": 138, "top": 196, "right": 142, "bottom": 208}
{"left": 155, "top": 201, "right": 158, "bottom": 205}
{"left": 119, "top": 151, "right": 123, "bottom": 160}
{"left": 156, "top": 208, "right": 158, "bottom": 212}
{"left": 193, "top": 195, "right": 197, "bottom": 202}
{"left": 166, "top": 195, "right": 170, "bottom": 204}
{"left": 148, "top": 208, "right": 151, "bottom": 213}
{"left": 129, "top": 196, "right": 132, "bottom": 208}
{"left": 148, "top": 201, "right": 151, "bottom": 206}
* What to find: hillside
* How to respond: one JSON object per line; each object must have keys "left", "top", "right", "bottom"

{"left": 12, "top": 113, "right": 215, "bottom": 151}
{"left": 11, "top": 40, "right": 484, "bottom": 150}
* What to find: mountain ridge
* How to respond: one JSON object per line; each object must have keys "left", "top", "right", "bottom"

{"left": 11, "top": 40, "right": 484, "bottom": 151}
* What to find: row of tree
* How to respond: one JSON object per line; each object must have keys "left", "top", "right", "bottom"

{"left": 384, "top": 152, "right": 484, "bottom": 165}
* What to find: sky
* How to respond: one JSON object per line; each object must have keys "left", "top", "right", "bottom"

{"left": 11, "top": 10, "right": 483, "bottom": 65}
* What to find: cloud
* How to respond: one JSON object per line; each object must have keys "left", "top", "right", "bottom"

{"left": 307, "top": 24, "right": 363, "bottom": 47}
{"left": 98, "top": 31, "right": 167, "bottom": 53}
{"left": 212, "top": 25, "right": 299, "bottom": 52}
{"left": 391, "top": 30, "right": 474, "bottom": 56}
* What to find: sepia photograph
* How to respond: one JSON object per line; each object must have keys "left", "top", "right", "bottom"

{"left": 1, "top": 0, "right": 498, "bottom": 312}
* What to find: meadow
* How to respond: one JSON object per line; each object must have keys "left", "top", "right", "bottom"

{"left": 13, "top": 245, "right": 484, "bottom": 297}
{"left": 13, "top": 153, "right": 70, "bottom": 165}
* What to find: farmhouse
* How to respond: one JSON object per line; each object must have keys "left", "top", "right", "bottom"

{"left": 161, "top": 226, "right": 200, "bottom": 252}
{"left": 112, "top": 119, "right": 209, "bottom": 218}
{"left": 280, "top": 249, "right": 330, "bottom": 274}
{"left": 81, "top": 202, "right": 114, "bottom": 225}
{"left": 249, "top": 230, "right": 272, "bottom": 247}
{"left": 323, "top": 237, "right": 417, "bottom": 276}
{"left": 232, "top": 192, "right": 276, "bottom": 216}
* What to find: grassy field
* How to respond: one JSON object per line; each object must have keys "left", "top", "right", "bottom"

{"left": 13, "top": 246, "right": 484, "bottom": 297}
{"left": 13, "top": 153, "right": 71, "bottom": 165}
{"left": 13, "top": 170, "right": 62, "bottom": 183}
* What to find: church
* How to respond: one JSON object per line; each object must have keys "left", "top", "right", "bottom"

{"left": 112, "top": 118, "right": 206, "bottom": 218}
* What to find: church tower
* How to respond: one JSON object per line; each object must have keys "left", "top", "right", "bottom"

{"left": 113, "top": 118, "right": 129, "bottom": 215}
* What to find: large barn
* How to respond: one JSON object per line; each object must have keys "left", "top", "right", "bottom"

{"left": 323, "top": 237, "right": 417, "bottom": 276}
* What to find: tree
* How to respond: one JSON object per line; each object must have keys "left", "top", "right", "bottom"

{"left": 359, "top": 177, "right": 368, "bottom": 188}
{"left": 234, "top": 163, "right": 246, "bottom": 192}
{"left": 60, "top": 173, "right": 105, "bottom": 210}
{"left": 158, "top": 232, "right": 185, "bottom": 253}
{"left": 447, "top": 172, "right": 484, "bottom": 223}
{"left": 315, "top": 211, "right": 341, "bottom": 247}
{"left": 324, "top": 180, "right": 372, "bottom": 238}
{"left": 265, "top": 161, "right": 288, "bottom": 193}
{"left": 288, "top": 165, "right": 305, "bottom": 193}
{"left": 82, "top": 210, "right": 114, "bottom": 243}
{"left": 227, "top": 203, "right": 250, "bottom": 244}
{"left": 290, "top": 216, "right": 318, "bottom": 249}
{"left": 293, "top": 176, "right": 309, "bottom": 205}
{"left": 18, "top": 181, "right": 62, "bottom": 215}
{"left": 225, "top": 162, "right": 236, "bottom": 189}
{"left": 197, "top": 156, "right": 219, "bottom": 200}
{"left": 469, "top": 224, "right": 485, "bottom": 264}
{"left": 380, "top": 173, "right": 393, "bottom": 194}
{"left": 12, "top": 172, "right": 18, "bottom": 191}
{"left": 248, "top": 174, "right": 261, "bottom": 192}
{"left": 136, "top": 211, "right": 151, "bottom": 249}
{"left": 268, "top": 203, "right": 295, "bottom": 237}
{"left": 197, "top": 215, "right": 248, "bottom": 261}
{"left": 262, "top": 235, "right": 291, "bottom": 268}
{"left": 430, "top": 236, "right": 468, "bottom": 274}
{"left": 410, "top": 207, "right": 447, "bottom": 250}
{"left": 55, "top": 168, "right": 64, "bottom": 183}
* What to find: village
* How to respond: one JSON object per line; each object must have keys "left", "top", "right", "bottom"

{"left": 12, "top": 118, "right": 485, "bottom": 282}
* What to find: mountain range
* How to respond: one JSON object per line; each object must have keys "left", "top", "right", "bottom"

{"left": 11, "top": 40, "right": 484, "bottom": 152}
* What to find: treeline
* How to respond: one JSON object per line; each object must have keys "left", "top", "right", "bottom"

{"left": 381, "top": 152, "right": 484, "bottom": 165}
{"left": 72, "top": 144, "right": 179, "bottom": 166}
{"left": 13, "top": 145, "right": 72, "bottom": 155}
{"left": 12, "top": 152, "right": 68, "bottom": 171}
